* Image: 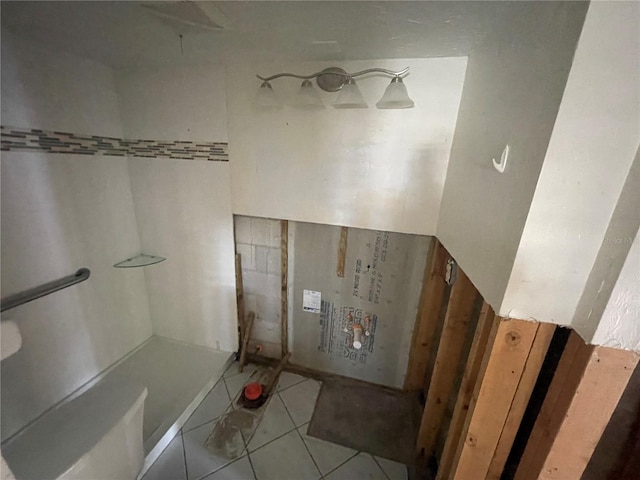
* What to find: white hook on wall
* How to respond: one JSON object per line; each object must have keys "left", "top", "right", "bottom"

{"left": 492, "top": 144, "right": 510, "bottom": 173}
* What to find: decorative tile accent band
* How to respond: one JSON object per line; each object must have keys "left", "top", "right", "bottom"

{"left": 0, "top": 126, "right": 228, "bottom": 162}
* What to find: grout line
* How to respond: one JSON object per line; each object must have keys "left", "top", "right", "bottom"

{"left": 321, "top": 451, "right": 361, "bottom": 478}
{"left": 222, "top": 378, "right": 235, "bottom": 403}
{"left": 278, "top": 392, "right": 322, "bottom": 479}
{"left": 180, "top": 430, "right": 189, "bottom": 480}
{"left": 294, "top": 423, "right": 323, "bottom": 479}
{"left": 245, "top": 448, "right": 258, "bottom": 480}
{"left": 245, "top": 421, "right": 298, "bottom": 455}
{"left": 275, "top": 375, "right": 308, "bottom": 394}
{"left": 182, "top": 382, "right": 233, "bottom": 433}
{"left": 199, "top": 455, "right": 248, "bottom": 480}
{"left": 372, "top": 455, "right": 392, "bottom": 480}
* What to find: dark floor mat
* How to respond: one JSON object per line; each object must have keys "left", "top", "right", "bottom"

{"left": 307, "top": 377, "right": 421, "bottom": 465}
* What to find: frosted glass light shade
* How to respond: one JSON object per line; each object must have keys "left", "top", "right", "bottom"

{"left": 333, "top": 78, "right": 368, "bottom": 109}
{"left": 292, "top": 80, "right": 324, "bottom": 109}
{"left": 376, "top": 77, "right": 414, "bottom": 109}
{"left": 254, "top": 81, "right": 281, "bottom": 109}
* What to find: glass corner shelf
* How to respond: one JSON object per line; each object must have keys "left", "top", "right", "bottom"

{"left": 114, "top": 254, "right": 166, "bottom": 268}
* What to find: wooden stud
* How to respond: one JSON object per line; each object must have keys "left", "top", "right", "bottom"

{"left": 486, "top": 322, "right": 556, "bottom": 479}
{"left": 448, "top": 318, "right": 544, "bottom": 480}
{"left": 416, "top": 268, "right": 478, "bottom": 458}
{"left": 436, "top": 302, "right": 497, "bottom": 479}
{"left": 514, "top": 331, "right": 639, "bottom": 480}
{"left": 264, "top": 352, "right": 291, "bottom": 395}
{"left": 235, "top": 254, "right": 245, "bottom": 347}
{"left": 280, "top": 220, "right": 289, "bottom": 358}
{"left": 336, "top": 226, "right": 348, "bottom": 277}
{"left": 404, "top": 240, "right": 449, "bottom": 391}
{"left": 239, "top": 311, "right": 255, "bottom": 373}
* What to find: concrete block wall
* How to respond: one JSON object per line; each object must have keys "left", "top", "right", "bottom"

{"left": 234, "top": 215, "right": 282, "bottom": 358}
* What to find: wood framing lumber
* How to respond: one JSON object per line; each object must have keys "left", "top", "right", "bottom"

{"left": 447, "top": 318, "right": 544, "bottom": 480}
{"left": 436, "top": 302, "right": 497, "bottom": 479}
{"left": 239, "top": 311, "right": 255, "bottom": 373}
{"left": 514, "top": 331, "right": 639, "bottom": 480}
{"left": 405, "top": 239, "right": 449, "bottom": 391}
{"left": 416, "top": 268, "right": 478, "bottom": 458}
{"left": 337, "top": 226, "right": 348, "bottom": 277}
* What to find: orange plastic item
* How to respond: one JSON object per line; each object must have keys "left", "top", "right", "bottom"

{"left": 244, "top": 382, "right": 263, "bottom": 401}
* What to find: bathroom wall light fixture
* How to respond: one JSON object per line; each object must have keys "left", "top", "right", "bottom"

{"left": 254, "top": 66, "right": 414, "bottom": 109}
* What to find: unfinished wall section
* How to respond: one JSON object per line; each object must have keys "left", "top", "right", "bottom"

{"left": 234, "top": 215, "right": 283, "bottom": 359}
{"left": 289, "top": 222, "right": 431, "bottom": 388}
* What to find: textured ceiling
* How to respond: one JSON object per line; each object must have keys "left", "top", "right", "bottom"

{"left": 1, "top": 1, "right": 514, "bottom": 68}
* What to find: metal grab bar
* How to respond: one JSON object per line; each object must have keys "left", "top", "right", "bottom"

{"left": 1, "top": 268, "right": 91, "bottom": 312}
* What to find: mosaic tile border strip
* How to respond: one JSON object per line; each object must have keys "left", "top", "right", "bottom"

{"left": 0, "top": 126, "right": 228, "bottom": 162}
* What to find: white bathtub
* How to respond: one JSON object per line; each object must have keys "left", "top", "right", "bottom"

{"left": 2, "top": 381, "right": 147, "bottom": 480}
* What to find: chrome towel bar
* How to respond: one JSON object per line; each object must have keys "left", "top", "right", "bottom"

{"left": 1, "top": 268, "right": 91, "bottom": 312}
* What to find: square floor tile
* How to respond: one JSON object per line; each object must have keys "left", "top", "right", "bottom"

{"left": 183, "top": 420, "right": 244, "bottom": 480}
{"left": 275, "top": 371, "right": 306, "bottom": 392}
{"left": 142, "top": 434, "right": 187, "bottom": 480}
{"left": 324, "top": 453, "right": 387, "bottom": 480}
{"left": 278, "top": 379, "right": 321, "bottom": 426}
{"left": 184, "top": 380, "right": 232, "bottom": 431}
{"left": 299, "top": 428, "right": 357, "bottom": 475}
{"left": 203, "top": 456, "right": 255, "bottom": 480}
{"left": 249, "top": 430, "right": 320, "bottom": 480}
{"left": 374, "top": 456, "right": 408, "bottom": 480}
{"left": 246, "top": 395, "right": 296, "bottom": 452}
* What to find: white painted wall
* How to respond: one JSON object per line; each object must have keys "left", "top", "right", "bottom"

{"left": 592, "top": 229, "right": 640, "bottom": 350}
{"left": 1, "top": 32, "right": 122, "bottom": 138}
{"left": 115, "top": 66, "right": 228, "bottom": 142}
{"left": 437, "top": 1, "right": 589, "bottom": 310}
{"left": 227, "top": 58, "right": 467, "bottom": 235}
{"left": 0, "top": 34, "right": 151, "bottom": 440}
{"left": 115, "top": 66, "right": 237, "bottom": 352}
{"left": 571, "top": 148, "right": 639, "bottom": 343}
{"left": 501, "top": 2, "right": 640, "bottom": 335}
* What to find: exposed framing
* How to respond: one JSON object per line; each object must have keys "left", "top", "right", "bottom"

{"left": 436, "top": 301, "right": 497, "bottom": 479}
{"left": 280, "top": 220, "right": 289, "bottom": 358}
{"left": 416, "top": 268, "right": 479, "bottom": 458}
{"left": 235, "top": 253, "right": 245, "bottom": 346}
{"left": 336, "top": 226, "right": 348, "bottom": 277}
{"left": 444, "top": 319, "right": 554, "bottom": 480}
{"left": 514, "top": 331, "right": 639, "bottom": 480}
{"left": 405, "top": 239, "right": 450, "bottom": 391}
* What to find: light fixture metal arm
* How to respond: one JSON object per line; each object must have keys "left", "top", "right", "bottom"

{"left": 256, "top": 66, "right": 409, "bottom": 82}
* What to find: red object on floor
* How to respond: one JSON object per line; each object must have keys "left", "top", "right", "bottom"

{"left": 244, "top": 382, "right": 263, "bottom": 400}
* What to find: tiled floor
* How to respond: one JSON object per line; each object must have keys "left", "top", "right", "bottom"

{"left": 142, "top": 362, "right": 408, "bottom": 480}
